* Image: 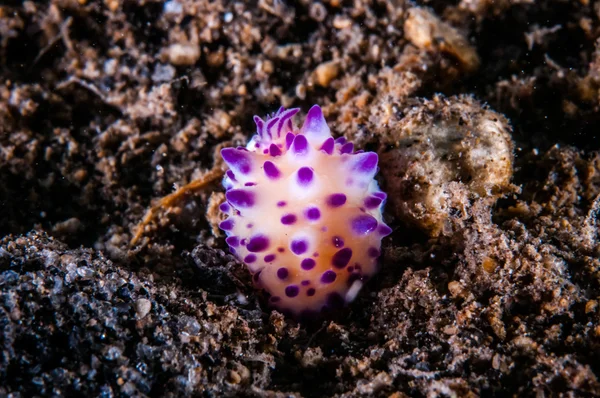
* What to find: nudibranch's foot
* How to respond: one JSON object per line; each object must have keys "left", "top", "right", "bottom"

{"left": 130, "top": 166, "right": 224, "bottom": 247}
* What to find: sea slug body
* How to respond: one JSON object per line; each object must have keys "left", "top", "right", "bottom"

{"left": 219, "top": 105, "right": 391, "bottom": 318}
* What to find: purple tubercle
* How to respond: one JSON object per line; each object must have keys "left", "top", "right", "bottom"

{"left": 226, "top": 170, "right": 237, "bottom": 182}
{"left": 245, "top": 182, "right": 256, "bottom": 186}
{"left": 291, "top": 239, "right": 308, "bottom": 255}
{"left": 221, "top": 148, "right": 252, "bottom": 175}
{"left": 378, "top": 224, "right": 393, "bottom": 236}
{"left": 373, "top": 191, "right": 387, "bottom": 200}
{"left": 301, "top": 280, "right": 311, "bottom": 286}
{"left": 254, "top": 116, "right": 265, "bottom": 136}
{"left": 285, "top": 132, "right": 295, "bottom": 149}
{"left": 320, "top": 137, "right": 334, "bottom": 154}
{"left": 265, "top": 254, "right": 276, "bottom": 262}
{"left": 247, "top": 235, "right": 270, "bottom": 252}
{"left": 301, "top": 105, "right": 330, "bottom": 138}
{"left": 226, "top": 236, "right": 239, "bottom": 247}
{"left": 335, "top": 136, "right": 346, "bottom": 145}
{"left": 226, "top": 189, "right": 255, "bottom": 208}
{"left": 277, "top": 108, "right": 300, "bottom": 137}
{"left": 291, "top": 134, "right": 309, "bottom": 156}
{"left": 332, "top": 248, "right": 352, "bottom": 268}
{"left": 352, "top": 152, "right": 378, "bottom": 174}
{"left": 321, "top": 270, "right": 337, "bottom": 284}
{"left": 340, "top": 142, "right": 354, "bottom": 154}
{"left": 269, "top": 143, "right": 282, "bottom": 156}
{"left": 296, "top": 167, "right": 314, "bottom": 185}
{"left": 281, "top": 214, "right": 297, "bottom": 225}
{"left": 244, "top": 254, "right": 257, "bottom": 263}
{"left": 219, "top": 202, "right": 231, "bottom": 213}
{"left": 264, "top": 161, "right": 281, "bottom": 179}
{"left": 219, "top": 219, "right": 234, "bottom": 231}
{"left": 301, "top": 258, "right": 316, "bottom": 270}
{"left": 351, "top": 215, "right": 378, "bottom": 235}
{"left": 277, "top": 201, "right": 287, "bottom": 207}
{"left": 307, "top": 288, "right": 316, "bottom": 296}
{"left": 305, "top": 207, "right": 321, "bottom": 221}
{"left": 364, "top": 196, "right": 383, "bottom": 209}
{"left": 265, "top": 116, "right": 280, "bottom": 139}
{"left": 327, "top": 193, "right": 347, "bottom": 207}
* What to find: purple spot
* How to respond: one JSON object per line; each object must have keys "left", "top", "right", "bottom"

{"left": 269, "top": 143, "right": 282, "bottom": 156}
{"left": 281, "top": 214, "right": 297, "bottom": 225}
{"left": 229, "top": 247, "right": 237, "bottom": 255}
{"left": 244, "top": 254, "right": 257, "bottom": 263}
{"left": 219, "top": 219, "right": 234, "bottom": 231}
{"left": 277, "top": 267, "right": 289, "bottom": 279}
{"left": 285, "top": 285, "right": 299, "bottom": 297}
{"left": 277, "top": 247, "right": 285, "bottom": 253}
{"left": 221, "top": 148, "right": 252, "bottom": 174}
{"left": 332, "top": 248, "right": 352, "bottom": 269}
{"left": 247, "top": 223, "right": 253, "bottom": 228}
{"left": 327, "top": 193, "right": 346, "bottom": 207}
{"left": 264, "top": 161, "right": 281, "bottom": 179}
{"left": 321, "top": 270, "right": 337, "bottom": 284}
{"left": 307, "top": 288, "right": 316, "bottom": 296}
{"left": 245, "top": 182, "right": 256, "bottom": 186}
{"left": 305, "top": 207, "right": 321, "bottom": 221}
{"left": 347, "top": 266, "right": 354, "bottom": 272}
{"left": 226, "top": 170, "right": 237, "bottom": 182}
{"left": 219, "top": 203, "right": 231, "bottom": 213}
{"left": 291, "top": 135, "right": 309, "bottom": 156}
{"left": 226, "top": 236, "right": 239, "bottom": 247}
{"left": 263, "top": 149, "right": 269, "bottom": 154}
{"left": 320, "top": 137, "right": 335, "bottom": 154}
{"left": 265, "top": 254, "right": 276, "bottom": 262}
{"left": 277, "top": 201, "right": 287, "bottom": 207}
{"left": 332, "top": 236, "right": 344, "bottom": 248}
{"left": 247, "top": 235, "right": 270, "bottom": 252}
{"left": 285, "top": 132, "right": 295, "bottom": 149}
{"left": 326, "top": 292, "right": 345, "bottom": 309}
{"left": 301, "top": 280, "right": 311, "bottom": 286}
{"left": 365, "top": 196, "right": 383, "bottom": 208}
{"left": 297, "top": 167, "right": 314, "bottom": 185}
{"left": 240, "top": 239, "right": 247, "bottom": 246}
{"left": 270, "top": 296, "right": 281, "bottom": 303}
{"left": 340, "top": 142, "right": 354, "bottom": 154}
{"left": 335, "top": 136, "right": 346, "bottom": 145}
{"left": 301, "top": 258, "right": 316, "bottom": 270}
{"left": 379, "top": 224, "right": 393, "bottom": 236}
{"left": 226, "top": 189, "right": 255, "bottom": 208}
{"left": 368, "top": 247, "right": 380, "bottom": 258}
{"left": 351, "top": 215, "right": 378, "bottom": 235}
{"left": 313, "top": 252, "right": 319, "bottom": 257}
{"left": 291, "top": 239, "right": 308, "bottom": 255}
{"left": 352, "top": 152, "right": 378, "bottom": 174}
{"left": 253, "top": 271, "right": 261, "bottom": 283}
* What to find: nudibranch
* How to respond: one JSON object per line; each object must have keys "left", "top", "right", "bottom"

{"left": 219, "top": 105, "right": 391, "bottom": 318}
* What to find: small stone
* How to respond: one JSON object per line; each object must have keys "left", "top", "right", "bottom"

{"left": 135, "top": 299, "right": 152, "bottom": 319}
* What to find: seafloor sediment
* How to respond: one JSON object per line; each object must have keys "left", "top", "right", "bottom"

{"left": 1, "top": 0, "right": 600, "bottom": 396}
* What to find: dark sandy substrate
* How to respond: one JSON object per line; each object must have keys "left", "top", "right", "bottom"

{"left": 1, "top": 0, "right": 600, "bottom": 396}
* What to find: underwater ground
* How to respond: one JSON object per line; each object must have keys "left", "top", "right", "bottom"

{"left": 1, "top": 0, "right": 600, "bottom": 396}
